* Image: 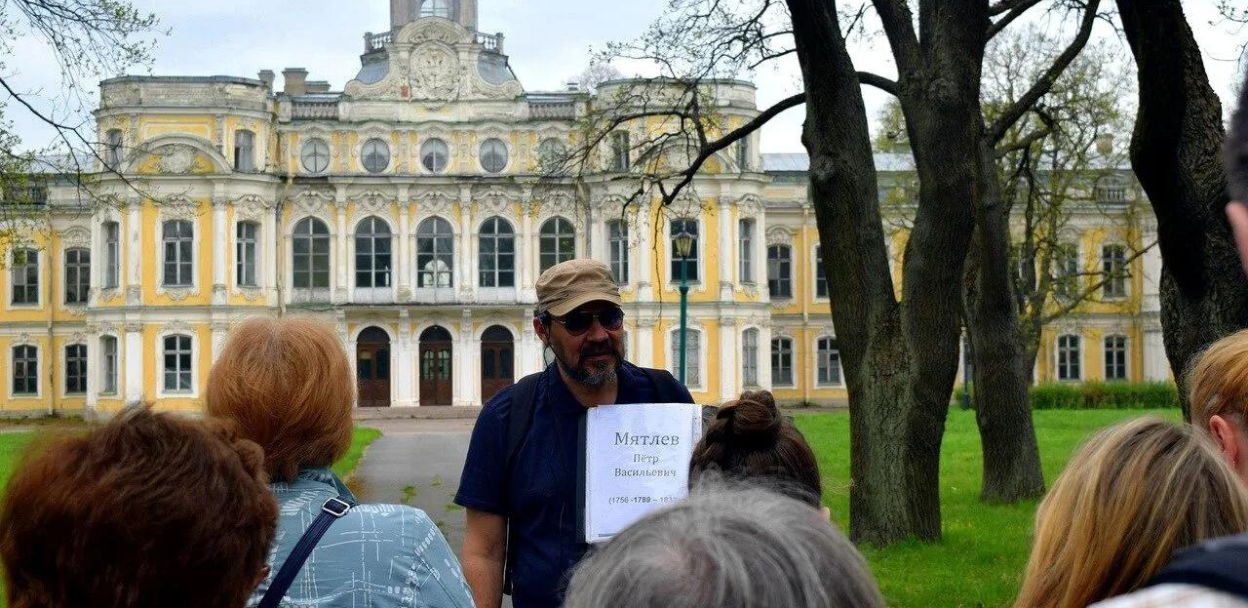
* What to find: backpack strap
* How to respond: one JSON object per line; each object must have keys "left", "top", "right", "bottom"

{"left": 641, "top": 367, "right": 687, "bottom": 403}
{"left": 257, "top": 496, "right": 353, "bottom": 608}
{"left": 1148, "top": 534, "right": 1248, "bottom": 600}
{"left": 501, "top": 370, "right": 545, "bottom": 595}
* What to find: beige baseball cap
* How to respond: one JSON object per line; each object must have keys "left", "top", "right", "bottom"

{"left": 536, "top": 259, "right": 623, "bottom": 317}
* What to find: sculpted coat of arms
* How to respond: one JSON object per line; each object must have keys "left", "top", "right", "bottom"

{"left": 410, "top": 44, "right": 460, "bottom": 100}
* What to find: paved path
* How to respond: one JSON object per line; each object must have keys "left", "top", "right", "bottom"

{"left": 350, "top": 419, "right": 477, "bottom": 558}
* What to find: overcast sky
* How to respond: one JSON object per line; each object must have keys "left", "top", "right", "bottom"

{"left": 6, "top": 0, "right": 1247, "bottom": 154}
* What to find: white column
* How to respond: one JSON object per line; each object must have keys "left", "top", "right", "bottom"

{"left": 84, "top": 334, "right": 98, "bottom": 414}
{"left": 397, "top": 205, "right": 411, "bottom": 302}
{"left": 719, "top": 319, "right": 737, "bottom": 401}
{"left": 463, "top": 202, "right": 477, "bottom": 301}
{"left": 455, "top": 310, "right": 475, "bottom": 405}
{"left": 89, "top": 210, "right": 102, "bottom": 306}
{"left": 717, "top": 200, "right": 734, "bottom": 301}
{"left": 635, "top": 319, "right": 655, "bottom": 368}
{"left": 1141, "top": 218, "right": 1161, "bottom": 314}
{"left": 265, "top": 209, "right": 279, "bottom": 304}
{"left": 458, "top": 187, "right": 473, "bottom": 301}
{"left": 212, "top": 196, "right": 228, "bottom": 305}
{"left": 126, "top": 199, "right": 142, "bottom": 306}
{"left": 124, "top": 322, "right": 144, "bottom": 406}
{"left": 755, "top": 212, "right": 769, "bottom": 303}
{"left": 211, "top": 322, "right": 228, "bottom": 362}
{"left": 334, "top": 202, "right": 348, "bottom": 303}
{"left": 1144, "top": 326, "right": 1168, "bottom": 381}
{"left": 759, "top": 324, "right": 774, "bottom": 390}
{"left": 396, "top": 310, "right": 415, "bottom": 406}
{"left": 520, "top": 205, "right": 536, "bottom": 302}
{"left": 637, "top": 203, "right": 654, "bottom": 301}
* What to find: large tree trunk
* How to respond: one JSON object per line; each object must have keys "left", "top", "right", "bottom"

{"left": 964, "top": 140, "right": 1045, "bottom": 502}
{"left": 1115, "top": 0, "right": 1248, "bottom": 417}
{"left": 786, "top": 0, "right": 982, "bottom": 544}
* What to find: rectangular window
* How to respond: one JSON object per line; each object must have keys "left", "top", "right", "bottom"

{"left": 610, "top": 131, "right": 630, "bottom": 172}
{"left": 105, "top": 129, "right": 123, "bottom": 169}
{"left": 163, "top": 335, "right": 193, "bottom": 392}
{"left": 104, "top": 222, "right": 120, "bottom": 289}
{"left": 162, "top": 221, "right": 194, "bottom": 287}
{"left": 768, "top": 245, "right": 792, "bottom": 299}
{"left": 670, "top": 329, "right": 701, "bottom": 387}
{"left": 737, "top": 136, "right": 750, "bottom": 172}
{"left": 815, "top": 245, "right": 828, "bottom": 299}
{"left": 11, "top": 249, "right": 38, "bottom": 305}
{"left": 609, "top": 220, "right": 629, "bottom": 285}
{"left": 669, "top": 218, "right": 699, "bottom": 283}
{"left": 234, "top": 130, "right": 256, "bottom": 172}
{"left": 1055, "top": 244, "right": 1079, "bottom": 300}
{"left": 236, "top": 222, "right": 258, "bottom": 287}
{"left": 12, "top": 345, "right": 37, "bottom": 395}
{"left": 817, "top": 337, "right": 842, "bottom": 385}
{"left": 771, "top": 338, "right": 794, "bottom": 386}
{"left": 101, "top": 336, "right": 118, "bottom": 394}
{"left": 65, "top": 248, "right": 90, "bottom": 304}
{"left": 742, "top": 328, "right": 759, "bottom": 387}
{"left": 1105, "top": 335, "right": 1128, "bottom": 381}
{"left": 1058, "top": 335, "right": 1081, "bottom": 381}
{"left": 66, "top": 344, "right": 87, "bottom": 394}
{"left": 1102, "top": 245, "right": 1127, "bottom": 299}
{"left": 739, "top": 219, "right": 754, "bottom": 284}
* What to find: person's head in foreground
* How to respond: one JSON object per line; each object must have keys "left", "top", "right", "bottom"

{"left": 689, "top": 391, "right": 824, "bottom": 511}
{"left": 533, "top": 259, "right": 626, "bottom": 388}
{"left": 1188, "top": 328, "right": 1248, "bottom": 484}
{"left": 207, "top": 315, "right": 354, "bottom": 482}
{"left": 1014, "top": 416, "right": 1248, "bottom": 608}
{"left": 562, "top": 484, "right": 885, "bottom": 608}
{"left": 0, "top": 407, "right": 276, "bottom": 608}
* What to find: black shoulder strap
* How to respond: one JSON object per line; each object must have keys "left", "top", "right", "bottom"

{"left": 257, "top": 496, "right": 353, "bottom": 608}
{"left": 501, "top": 370, "right": 544, "bottom": 596}
{"left": 1148, "top": 534, "right": 1248, "bottom": 600}
{"left": 641, "top": 367, "right": 688, "bottom": 403}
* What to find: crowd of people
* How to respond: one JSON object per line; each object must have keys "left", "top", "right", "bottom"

{"left": 9, "top": 150, "right": 1248, "bottom": 604}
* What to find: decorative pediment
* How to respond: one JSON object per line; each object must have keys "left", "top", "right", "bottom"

{"left": 766, "top": 226, "right": 793, "bottom": 247}
{"left": 414, "top": 190, "right": 456, "bottom": 216}
{"left": 349, "top": 190, "right": 395, "bottom": 218}
{"left": 532, "top": 190, "right": 578, "bottom": 220}
{"left": 163, "top": 320, "right": 193, "bottom": 334}
{"left": 475, "top": 186, "right": 519, "bottom": 217}
{"left": 128, "top": 135, "right": 230, "bottom": 175}
{"left": 291, "top": 190, "right": 335, "bottom": 215}
{"left": 233, "top": 194, "right": 274, "bottom": 222}
{"left": 60, "top": 226, "right": 91, "bottom": 248}
{"left": 395, "top": 18, "right": 474, "bottom": 46}
{"left": 737, "top": 194, "right": 764, "bottom": 218}
{"left": 158, "top": 195, "right": 200, "bottom": 221}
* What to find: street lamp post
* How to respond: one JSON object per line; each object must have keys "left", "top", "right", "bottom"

{"left": 675, "top": 229, "right": 695, "bottom": 385}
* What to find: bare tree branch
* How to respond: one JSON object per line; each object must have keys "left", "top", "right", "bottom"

{"left": 987, "top": 0, "right": 1045, "bottom": 38}
{"left": 870, "top": 0, "right": 921, "bottom": 78}
{"left": 858, "top": 71, "right": 900, "bottom": 96}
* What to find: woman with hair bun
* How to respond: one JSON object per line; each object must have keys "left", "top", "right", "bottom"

{"left": 689, "top": 391, "right": 825, "bottom": 512}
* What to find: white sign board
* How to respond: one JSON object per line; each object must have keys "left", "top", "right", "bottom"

{"left": 583, "top": 403, "right": 703, "bottom": 543}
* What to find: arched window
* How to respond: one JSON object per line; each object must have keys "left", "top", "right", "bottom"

{"left": 670, "top": 327, "right": 701, "bottom": 387}
{"left": 236, "top": 222, "right": 259, "bottom": 288}
{"left": 12, "top": 345, "right": 37, "bottom": 395}
{"left": 479, "top": 217, "right": 515, "bottom": 288}
{"left": 300, "top": 138, "right": 331, "bottom": 174}
{"left": 608, "top": 220, "right": 629, "bottom": 285}
{"left": 66, "top": 344, "right": 87, "bottom": 394}
{"left": 292, "top": 217, "right": 331, "bottom": 289}
{"left": 817, "top": 337, "right": 842, "bottom": 386}
{"left": 771, "top": 337, "right": 794, "bottom": 387}
{"left": 480, "top": 138, "right": 509, "bottom": 173}
{"left": 768, "top": 244, "right": 792, "bottom": 299}
{"left": 1101, "top": 244, "right": 1127, "bottom": 299}
{"left": 234, "top": 129, "right": 255, "bottom": 171}
{"left": 361, "top": 138, "right": 390, "bottom": 174}
{"left": 669, "top": 218, "right": 699, "bottom": 282}
{"left": 1105, "top": 335, "right": 1128, "bottom": 381}
{"left": 163, "top": 334, "right": 193, "bottom": 392}
{"left": 11, "top": 248, "right": 38, "bottom": 305}
{"left": 1057, "top": 334, "right": 1081, "bottom": 381}
{"left": 539, "top": 218, "right": 576, "bottom": 272}
{"left": 355, "top": 216, "right": 393, "bottom": 288}
{"left": 161, "top": 220, "right": 194, "bottom": 287}
{"left": 742, "top": 328, "right": 759, "bottom": 387}
{"left": 64, "top": 247, "right": 90, "bottom": 304}
{"left": 420, "top": 0, "right": 451, "bottom": 18}
{"left": 417, "top": 217, "right": 455, "bottom": 288}
{"left": 421, "top": 138, "right": 449, "bottom": 173}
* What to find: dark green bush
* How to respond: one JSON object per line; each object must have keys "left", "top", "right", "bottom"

{"left": 954, "top": 381, "right": 1178, "bottom": 410}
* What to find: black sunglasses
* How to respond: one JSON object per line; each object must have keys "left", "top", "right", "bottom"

{"left": 549, "top": 307, "right": 625, "bottom": 335}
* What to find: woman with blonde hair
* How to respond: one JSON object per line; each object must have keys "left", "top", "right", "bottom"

{"left": 207, "top": 316, "right": 473, "bottom": 608}
{"left": 1014, "top": 416, "right": 1248, "bottom": 608}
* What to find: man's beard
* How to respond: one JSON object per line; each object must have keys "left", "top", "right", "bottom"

{"left": 553, "top": 341, "right": 622, "bottom": 387}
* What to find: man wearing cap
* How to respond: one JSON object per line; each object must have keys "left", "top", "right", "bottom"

{"left": 454, "top": 259, "right": 694, "bottom": 608}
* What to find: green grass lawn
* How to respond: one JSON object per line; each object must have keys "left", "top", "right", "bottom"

{"left": 333, "top": 426, "right": 383, "bottom": 478}
{"left": 795, "top": 408, "right": 1181, "bottom": 608}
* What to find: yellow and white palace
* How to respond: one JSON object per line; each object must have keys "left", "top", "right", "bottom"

{"left": 0, "top": 0, "right": 1166, "bottom": 416}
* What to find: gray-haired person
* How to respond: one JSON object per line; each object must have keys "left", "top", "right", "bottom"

{"left": 562, "top": 484, "right": 885, "bottom": 608}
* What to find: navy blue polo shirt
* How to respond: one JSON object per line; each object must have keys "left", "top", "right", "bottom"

{"left": 454, "top": 361, "right": 693, "bottom": 608}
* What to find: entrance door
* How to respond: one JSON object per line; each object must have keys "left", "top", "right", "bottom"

{"left": 356, "top": 327, "right": 391, "bottom": 407}
{"left": 419, "top": 325, "right": 453, "bottom": 406}
{"left": 480, "top": 325, "right": 515, "bottom": 403}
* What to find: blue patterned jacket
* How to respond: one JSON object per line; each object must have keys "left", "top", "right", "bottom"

{"left": 249, "top": 468, "right": 474, "bottom": 608}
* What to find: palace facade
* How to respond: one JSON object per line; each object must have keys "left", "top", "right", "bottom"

{"left": 0, "top": 0, "right": 1165, "bottom": 415}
